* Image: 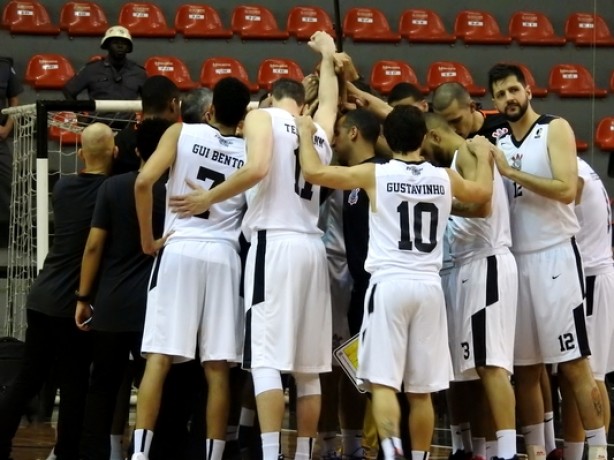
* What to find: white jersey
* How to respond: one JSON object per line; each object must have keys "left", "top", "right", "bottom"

{"left": 448, "top": 149, "right": 512, "bottom": 263}
{"left": 242, "top": 107, "right": 333, "bottom": 241}
{"left": 164, "top": 123, "right": 246, "bottom": 248}
{"left": 319, "top": 189, "right": 346, "bottom": 258}
{"left": 497, "top": 115, "right": 580, "bottom": 253}
{"left": 575, "top": 158, "right": 614, "bottom": 276}
{"left": 365, "top": 160, "right": 452, "bottom": 281}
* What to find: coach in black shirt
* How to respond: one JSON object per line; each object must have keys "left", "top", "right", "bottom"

{"left": 0, "top": 123, "right": 116, "bottom": 460}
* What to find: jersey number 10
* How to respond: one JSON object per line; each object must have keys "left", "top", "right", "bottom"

{"left": 397, "top": 201, "right": 439, "bottom": 253}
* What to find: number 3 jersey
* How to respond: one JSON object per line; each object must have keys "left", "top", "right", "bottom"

{"left": 242, "top": 107, "right": 333, "bottom": 242}
{"left": 365, "top": 160, "right": 452, "bottom": 281}
{"left": 164, "top": 122, "right": 246, "bottom": 248}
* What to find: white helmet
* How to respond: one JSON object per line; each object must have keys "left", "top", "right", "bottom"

{"left": 100, "top": 26, "right": 133, "bottom": 53}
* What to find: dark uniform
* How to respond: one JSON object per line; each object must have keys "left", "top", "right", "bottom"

{"left": 0, "top": 57, "right": 24, "bottom": 236}
{"left": 470, "top": 110, "right": 509, "bottom": 145}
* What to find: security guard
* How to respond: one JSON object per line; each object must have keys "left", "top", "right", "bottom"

{"left": 63, "top": 25, "right": 146, "bottom": 101}
{"left": 0, "top": 57, "right": 23, "bottom": 243}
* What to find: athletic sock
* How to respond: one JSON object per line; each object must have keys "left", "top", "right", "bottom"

{"left": 563, "top": 442, "right": 584, "bottom": 460}
{"left": 341, "top": 429, "right": 363, "bottom": 457}
{"left": 496, "top": 430, "right": 517, "bottom": 459}
{"left": 295, "top": 437, "right": 315, "bottom": 460}
{"left": 381, "top": 438, "right": 403, "bottom": 460}
{"left": 544, "top": 412, "right": 556, "bottom": 454}
{"left": 206, "top": 439, "right": 226, "bottom": 460}
{"left": 261, "top": 432, "right": 281, "bottom": 460}
{"left": 411, "top": 451, "right": 429, "bottom": 460}
{"left": 472, "top": 438, "right": 485, "bottom": 459}
{"left": 451, "top": 425, "right": 463, "bottom": 454}
{"left": 110, "top": 434, "right": 123, "bottom": 460}
{"left": 318, "top": 431, "right": 337, "bottom": 457}
{"left": 133, "top": 429, "right": 154, "bottom": 456}
{"left": 460, "top": 423, "right": 473, "bottom": 453}
{"left": 585, "top": 427, "right": 607, "bottom": 447}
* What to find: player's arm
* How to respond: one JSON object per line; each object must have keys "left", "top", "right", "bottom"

{"left": 310, "top": 32, "right": 338, "bottom": 142}
{"left": 492, "top": 118, "right": 578, "bottom": 204}
{"left": 168, "top": 110, "right": 272, "bottom": 217}
{"left": 575, "top": 176, "right": 585, "bottom": 205}
{"left": 0, "top": 96, "right": 18, "bottom": 140}
{"left": 446, "top": 139, "right": 493, "bottom": 204}
{"left": 135, "top": 122, "right": 180, "bottom": 255}
{"left": 451, "top": 139, "right": 493, "bottom": 217}
{"left": 297, "top": 115, "right": 374, "bottom": 191}
{"left": 346, "top": 81, "right": 393, "bottom": 121}
{"left": 75, "top": 227, "right": 107, "bottom": 330}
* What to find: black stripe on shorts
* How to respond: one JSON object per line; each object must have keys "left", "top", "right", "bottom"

{"left": 571, "top": 237, "right": 585, "bottom": 298}
{"left": 471, "top": 255, "right": 498, "bottom": 367}
{"left": 573, "top": 303, "right": 591, "bottom": 357}
{"left": 148, "top": 247, "right": 164, "bottom": 291}
{"left": 251, "top": 230, "right": 267, "bottom": 305}
{"left": 585, "top": 275, "right": 596, "bottom": 317}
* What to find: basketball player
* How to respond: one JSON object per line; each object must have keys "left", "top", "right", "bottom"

{"left": 131, "top": 77, "right": 251, "bottom": 460}
{"left": 488, "top": 63, "right": 607, "bottom": 460}
{"left": 559, "top": 158, "right": 614, "bottom": 460}
{"left": 422, "top": 113, "right": 518, "bottom": 460}
{"left": 168, "top": 31, "right": 339, "bottom": 460}
{"left": 296, "top": 105, "right": 494, "bottom": 460}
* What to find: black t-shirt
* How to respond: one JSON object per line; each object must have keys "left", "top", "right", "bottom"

{"left": 89, "top": 171, "right": 166, "bottom": 332}
{"left": 343, "top": 156, "right": 388, "bottom": 288}
{"left": 27, "top": 173, "right": 107, "bottom": 317}
{"left": 470, "top": 111, "right": 510, "bottom": 144}
{"left": 112, "top": 125, "right": 139, "bottom": 175}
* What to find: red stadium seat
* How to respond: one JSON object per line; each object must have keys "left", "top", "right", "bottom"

{"left": 596, "top": 117, "right": 614, "bottom": 151}
{"left": 510, "top": 62, "right": 548, "bottom": 97}
{"left": 3, "top": 0, "right": 60, "bottom": 35}
{"left": 25, "top": 54, "right": 75, "bottom": 90}
{"left": 548, "top": 64, "right": 608, "bottom": 98}
{"left": 343, "top": 7, "right": 401, "bottom": 43}
{"left": 60, "top": 2, "right": 108, "bottom": 36}
{"left": 426, "top": 61, "right": 486, "bottom": 97}
{"left": 200, "top": 57, "right": 259, "bottom": 92}
{"left": 257, "top": 58, "right": 304, "bottom": 91}
{"left": 118, "top": 2, "right": 176, "bottom": 38}
{"left": 49, "top": 112, "right": 81, "bottom": 144}
{"left": 398, "top": 9, "right": 455, "bottom": 44}
{"left": 508, "top": 11, "right": 566, "bottom": 46}
{"left": 231, "top": 5, "right": 289, "bottom": 40}
{"left": 565, "top": 13, "right": 614, "bottom": 47}
{"left": 144, "top": 56, "right": 198, "bottom": 91}
{"left": 610, "top": 71, "right": 614, "bottom": 93}
{"left": 174, "top": 4, "right": 232, "bottom": 39}
{"left": 575, "top": 139, "right": 588, "bottom": 153}
{"left": 370, "top": 60, "right": 428, "bottom": 95}
{"left": 454, "top": 10, "right": 512, "bottom": 45}
{"left": 287, "top": 6, "right": 335, "bottom": 41}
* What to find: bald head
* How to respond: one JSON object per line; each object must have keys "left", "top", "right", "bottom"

{"left": 432, "top": 82, "right": 471, "bottom": 112}
{"left": 80, "top": 123, "right": 115, "bottom": 167}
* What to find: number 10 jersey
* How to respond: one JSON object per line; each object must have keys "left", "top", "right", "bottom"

{"left": 164, "top": 123, "right": 246, "bottom": 249}
{"left": 365, "top": 160, "right": 452, "bottom": 282}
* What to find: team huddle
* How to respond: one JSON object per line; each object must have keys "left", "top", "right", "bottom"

{"left": 3, "top": 29, "right": 613, "bottom": 460}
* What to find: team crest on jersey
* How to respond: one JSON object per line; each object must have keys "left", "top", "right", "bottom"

{"left": 534, "top": 128, "right": 543, "bottom": 139}
{"left": 492, "top": 127, "right": 509, "bottom": 139}
{"left": 215, "top": 134, "right": 231, "bottom": 147}
{"left": 511, "top": 153, "right": 523, "bottom": 170}
{"left": 348, "top": 188, "right": 360, "bottom": 205}
{"left": 406, "top": 165, "right": 422, "bottom": 176}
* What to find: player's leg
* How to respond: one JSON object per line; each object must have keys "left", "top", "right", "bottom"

{"left": 203, "top": 361, "right": 231, "bottom": 460}
{"left": 339, "top": 376, "right": 367, "bottom": 459}
{"left": 559, "top": 372, "right": 585, "bottom": 460}
{"left": 294, "top": 373, "right": 323, "bottom": 460}
{"left": 319, "top": 370, "right": 341, "bottom": 460}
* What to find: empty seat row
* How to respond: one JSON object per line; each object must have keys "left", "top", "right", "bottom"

{"left": 24, "top": 54, "right": 305, "bottom": 92}
{"left": 4, "top": 1, "right": 614, "bottom": 47}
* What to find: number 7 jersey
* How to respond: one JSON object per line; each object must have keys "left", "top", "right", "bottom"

{"left": 164, "top": 123, "right": 246, "bottom": 249}
{"left": 242, "top": 107, "right": 333, "bottom": 242}
{"left": 365, "top": 159, "right": 452, "bottom": 281}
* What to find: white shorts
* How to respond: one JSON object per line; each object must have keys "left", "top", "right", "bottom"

{"left": 357, "top": 277, "right": 452, "bottom": 393}
{"left": 141, "top": 240, "right": 243, "bottom": 364}
{"left": 514, "top": 239, "right": 590, "bottom": 365}
{"left": 243, "top": 231, "right": 332, "bottom": 373}
{"left": 328, "top": 253, "right": 352, "bottom": 354}
{"left": 585, "top": 269, "right": 614, "bottom": 380}
{"left": 454, "top": 252, "right": 517, "bottom": 378}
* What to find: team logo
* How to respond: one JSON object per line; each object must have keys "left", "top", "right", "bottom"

{"left": 511, "top": 153, "right": 523, "bottom": 170}
{"left": 492, "top": 127, "right": 509, "bottom": 139}
{"left": 215, "top": 134, "right": 231, "bottom": 147}
{"left": 534, "top": 127, "right": 543, "bottom": 139}
{"left": 348, "top": 188, "right": 360, "bottom": 205}
{"left": 406, "top": 165, "right": 422, "bottom": 176}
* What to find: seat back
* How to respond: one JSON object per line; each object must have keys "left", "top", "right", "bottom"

{"left": 257, "top": 58, "right": 304, "bottom": 91}
{"left": 343, "top": 7, "right": 394, "bottom": 38}
{"left": 426, "top": 61, "right": 485, "bottom": 96}
{"left": 174, "top": 4, "right": 232, "bottom": 38}
{"left": 60, "top": 2, "right": 108, "bottom": 36}
{"left": 3, "top": 0, "right": 60, "bottom": 34}
{"left": 287, "top": 6, "right": 334, "bottom": 40}
{"left": 513, "top": 62, "right": 548, "bottom": 97}
{"left": 454, "top": 10, "right": 511, "bottom": 43}
{"left": 508, "top": 11, "right": 564, "bottom": 45}
{"left": 548, "top": 64, "right": 605, "bottom": 97}
{"left": 119, "top": 2, "right": 175, "bottom": 37}
{"left": 596, "top": 117, "right": 614, "bottom": 150}
{"left": 200, "top": 57, "right": 258, "bottom": 91}
{"left": 565, "top": 13, "right": 614, "bottom": 45}
{"left": 49, "top": 112, "right": 81, "bottom": 144}
{"left": 370, "top": 60, "right": 421, "bottom": 94}
{"left": 145, "top": 56, "right": 197, "bottom": 90}
{"left": 25, "top": 54, "right": 75, "bottom": 89}
{"left": 231, "top": 5, "right": 288, "bottom": 39}
{"left": 398, "top": 9, "right": 455, "bottom": 43}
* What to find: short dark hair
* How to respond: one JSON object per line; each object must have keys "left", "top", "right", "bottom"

{"left": 388, "top": 82, "right": 424, "bottom": 106}
{"left": 341, "top": 109, "right": 380, "bottom": 146}
{"left": 212, "top": 77, "right": 251, "bottom": 127}
{"left": 383, "top": 105, "right": 427, "bottom": 153}
{"left": 423, "top": 112, "right": 453, "bottom": 132}
{"left": 432, "top": 82, "right": 470, "bottom": 112}
{"left": 141, "top": 76, "right": 180, "bottom": 115}
{"left": 271, "top": 78, "right": 305, "bottom": 106}
{"left": 181, "top": 88, "right": 213, "bottom": 124}
{"left": 136, "top": 118, "right": 173, "bottom": 162}
{"left": 488, "top": 63, "right": 526, "bottom": 95}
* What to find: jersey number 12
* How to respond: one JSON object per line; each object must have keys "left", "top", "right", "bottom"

{"left": 397, "top": 201, "right": 439, "bottom": 253}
